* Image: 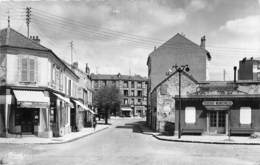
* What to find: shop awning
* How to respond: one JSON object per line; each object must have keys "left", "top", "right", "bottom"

{"left": 13, "top": 90, "right": 49, "bottom": 108}
{"left": 53, "top": 93, "right": 74, "bottom": 108}
{"left": 121, "top": 107, "right": 132, "bottom": 111}
{"left": 72, "top": 99, "right": 95, "bottom": 114}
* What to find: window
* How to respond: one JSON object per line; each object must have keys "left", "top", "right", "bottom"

{"left": 131, "top": 90, "right": 135, "bottom": 96}
{"left": 185, "top": 107, "right": 196, "bottom": 124}
{"left": 124, "top": 99, "right": 128, "bottom": 105}
{"left": 131, "top": 81, "right": 134, "bottom": 88}
{"left": 68, "top": 79, "right": 72, "bottom": 96}
{"left": 131, "top": 99, "right": 135, "bottom": 105}
{"left": 64, "top": 76, "right": 67, "bottom": 94}
{"left": 257, "top": 73, "right": 260, "bottom": 81}
{"left": 123, "top": 81, "right": 128, "bottom": 88}
{"left": 123, "top": 90, "right": 128, "bottom": 96}
{"left": 21, "top": 57, "right": 36, "bottom": 82}
{"left": 137, "top": 82, "right": 142, "bottom": 88}
{"left": 137, "top": 91, "right": 142, "bottom": 97}
{"left": 94, "top": 81, "right": 99, "bottom": 88}
{"left": 240, "top": 107, "right": 251, "bottom": 124}
{"left": 138, "top": 99, "right": 142, "bottom": 105}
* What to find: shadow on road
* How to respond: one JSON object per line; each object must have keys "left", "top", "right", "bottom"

{"left": 115, "top": 121, "right": 154, "bottom": 134}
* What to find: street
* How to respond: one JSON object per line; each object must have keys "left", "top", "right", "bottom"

{"left": 1, "top": 118, "right": 260, "bottom": 165}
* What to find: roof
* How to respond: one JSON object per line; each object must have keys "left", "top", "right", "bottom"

{"left": 0, "top": 28, "right": 49, "bottom": 51}
{"left": 0, "top": 27, "right": 79, "bottom": 80}
{"left": 91, "top": 73, "right": 148, "bottom": 81}
{"left": 147, "top": 33, "right": 211, "bottom": 65}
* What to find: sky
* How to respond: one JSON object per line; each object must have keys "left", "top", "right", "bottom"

{"left": 0, "top": 0, "right": 259, "bottom": 80}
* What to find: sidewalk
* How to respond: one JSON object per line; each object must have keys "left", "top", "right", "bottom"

{"left": 0, "top": 124, "right": 109, "bottom": 144}
{"left": 139, "top": 122, "right": 260, "bottom": 145}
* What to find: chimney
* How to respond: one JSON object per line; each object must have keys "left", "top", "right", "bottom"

{"left": 85, "top": 63, "right": 90, "bottom": 74}
{"left": 233, "top": 66, "right": 237, "bottom": 83}
{"left": 200, "top": 35, "right": 206, "bottom": 49}
{"left": 30, "top": 35, "right": 41, "bottom": 44}
{"left": 72, "top": 62, "right": 78, "bottom": 69}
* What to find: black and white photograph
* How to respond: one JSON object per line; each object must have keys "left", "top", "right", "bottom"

{"left": 0, "top": 0, "right": 260, "bottom": 164}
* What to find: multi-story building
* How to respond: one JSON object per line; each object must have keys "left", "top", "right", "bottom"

{"left": 69, "top": 62, "right": 95, "bottom": 131}
{"left": 91, "top": 73, "right": 148, "bottom": 117}
{"left": 238, "top": 57, "right": 260, "bottom": 81}
{"left": 147, "top": 33, "right": 211, "bottom": 130}
{"left": 0, "top": 27, "right": 81, "bottom": 137}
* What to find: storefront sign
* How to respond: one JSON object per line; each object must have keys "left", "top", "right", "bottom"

{"left": 18, "top": 101, "right": 49, "bottom": 108}
{"left": 202, "top": 101, "right": 233, "bottom": 106}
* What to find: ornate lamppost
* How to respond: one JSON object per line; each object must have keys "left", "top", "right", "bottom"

{"left": 167, "top": 64, "right": 189, "bottom": 139}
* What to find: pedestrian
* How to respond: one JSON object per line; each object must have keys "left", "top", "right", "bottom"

{"left": 93, "top": 115, "right": 97, "bottom": 131}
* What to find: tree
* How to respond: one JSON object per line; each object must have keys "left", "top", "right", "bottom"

{"left": 93, "top": 86, "right": 122, "bottom": 124}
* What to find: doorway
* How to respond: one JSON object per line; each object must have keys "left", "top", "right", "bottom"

{"left": 209, "top": 111, "right": 226, "bottom": 134}
{"left": 21, "top": 109, "right": 34, "bottom": 134}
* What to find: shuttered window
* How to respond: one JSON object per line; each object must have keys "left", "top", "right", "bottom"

{"left": 21, "top": 58, "right": 28, "bottom": 82}
{"left": 185, "top": 107, "right": 196, "bottom": 124}
{"left": 240, "top": 107, "right": 252, "bottom": 124}
{"left": 20, "top": 57, "right": 36, "bottom": 82}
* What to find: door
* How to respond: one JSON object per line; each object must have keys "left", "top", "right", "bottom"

{"left": 209, "top": 111, "right": 226, "bottom": 134}
{"left": 21, "top": 109, "right": 34, "bottom": 134}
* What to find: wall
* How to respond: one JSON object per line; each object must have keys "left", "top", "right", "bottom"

{"left": 6, "top": 53, "right": 51, "bottom": 87}
{"left": 148, "top": 37, "right": 208, "bottom": 92}
{"left": 152, "top": 72, "right": 198, "bottom": 132}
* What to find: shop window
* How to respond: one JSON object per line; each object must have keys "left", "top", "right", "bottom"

{"left": 33, "top": 109, "right": 40, "bottom": 125}
{"left": 240, "top": 107, "right": 251, "bottom": 124}
{"left": 50, "top": 107, "right": 56, "bottom": 123}
{"left": 185, "top": 107, "right": 196, "bottom": 124}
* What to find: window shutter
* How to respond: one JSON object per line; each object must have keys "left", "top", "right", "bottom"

{"left": 35, "top": 58, "right": 39, "bottom": 82}
{"left": 21, "top": 58, "right": 28, "bottom": 82}
{"left": 29, "top": 58, "right": 35, "bottom": 82}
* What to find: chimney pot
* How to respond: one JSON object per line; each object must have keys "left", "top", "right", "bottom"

{"left": 72, "top": 62, "right": 78, "bottom": 69}
{"left": 234, "top": 66, "right": 237, "bottom": 83}
{"left": 200, "top": 35, "right": 206, "bottom": 49}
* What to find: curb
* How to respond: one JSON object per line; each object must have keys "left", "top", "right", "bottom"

{"left": 0, "top": 126, "right": 110, "bottom": 145}
{"left": 138, "top": 124, "right": 260, "bottom": 145}
{"left": 152, "top": 134, "right": 260, "bottom": 145}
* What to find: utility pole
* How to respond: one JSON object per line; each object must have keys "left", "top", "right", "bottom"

{"left": 70, "top": 41, "right": 73, "bottom": 65}
{"left": 25, "top": 7, "right": 32, "bottom": 38}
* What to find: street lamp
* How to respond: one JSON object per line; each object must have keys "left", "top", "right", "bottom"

{"left": 166, "top": 64, "right": 189, "bottom": 139}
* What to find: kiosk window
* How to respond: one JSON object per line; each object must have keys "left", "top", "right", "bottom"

{"left": 185, "top": 107, "right": 196, "bottom": 124}
{"left": 240, "top": 107, "right": 251, "bottom": 124}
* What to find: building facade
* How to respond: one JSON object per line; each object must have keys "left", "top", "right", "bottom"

{"left": 147, "top": 33, "right": 211, "bottom": 128}
{"left": 70, "top": 62, "right": 95, "bottom": 131}
{"left": 0, "top": 27, "right": 80, "bottom": 138}
{"left": 151, "top": 69, "right": 260, "bottom": 136}
{"left": 238, "top": 57, "right": 260, "bottom": 81}
{"left": 91, "top": 74, "right": 147, "bottom": 117}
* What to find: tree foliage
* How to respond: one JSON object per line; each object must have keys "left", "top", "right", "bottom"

{"left": 93, "top": 86, "right": 122, "bottom": 123}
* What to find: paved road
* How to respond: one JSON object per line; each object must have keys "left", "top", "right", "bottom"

{"left": 1, "top": 118, "right": 260, "bottom": 165}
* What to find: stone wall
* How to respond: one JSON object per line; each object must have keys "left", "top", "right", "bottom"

{"left": 152, "top": 72, "right": 198, "bottom": 132}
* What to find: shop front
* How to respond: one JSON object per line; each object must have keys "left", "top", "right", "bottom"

{"left": 177, "top": 96, "right": 260, "bottom": 136}
{"left": 121, "top": 107, "right": 132, "bottom": 117}
{"left": 9, "top": 90, "right": 52, "bottom": 137}
{"left": 50, "top": 92, "right": 73, "bottom": 137}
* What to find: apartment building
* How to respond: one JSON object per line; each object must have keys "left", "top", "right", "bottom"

{"left": 91, "top": 73, "right": 148, "bottom": 117}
